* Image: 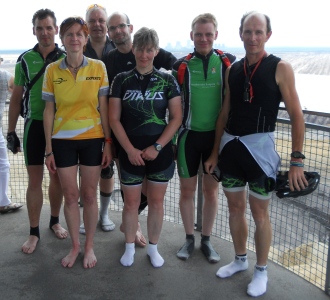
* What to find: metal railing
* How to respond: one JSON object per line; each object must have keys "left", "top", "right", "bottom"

{"left": 2, "top": 103, "right": 330, "bottom": 294}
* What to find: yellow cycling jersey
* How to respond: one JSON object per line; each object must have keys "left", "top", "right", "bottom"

{"left": 42, "top": 56, "right": 109, "bottom": 140}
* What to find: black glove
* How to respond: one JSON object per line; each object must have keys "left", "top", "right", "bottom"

{"left": 7, "top": 131, "right": 20, "bottom": 154}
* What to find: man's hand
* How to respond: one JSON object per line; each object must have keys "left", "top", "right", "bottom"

{"left": 7, "top": 131, "right": 21, "bottom": 154}
{"left": 288, "top": 166, "right": 308, "bottom": 191}
{"left": 204, "top": 153, "right": 218, "bottom": 175}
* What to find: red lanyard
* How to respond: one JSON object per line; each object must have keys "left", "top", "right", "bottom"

{"left": 243, "top": 51, "right": 267, "bottom": 103}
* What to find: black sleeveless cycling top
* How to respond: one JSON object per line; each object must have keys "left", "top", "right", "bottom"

{"left": 226, "top": 54, "right": 282, "bottom": 136}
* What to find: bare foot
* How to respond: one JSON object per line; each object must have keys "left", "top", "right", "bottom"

{"left": 121, "top": 222, "right": 147, "bottom": 247}
{"left": 61, "top": 248, "right": 81, "bottom": 268}
{"left": 83, "top": 248, "right": 97, "bottom": 269}
{"left": 22, "top": 235, "right": 39, "bottom": 254}
{"left": 51, "top": 223, "right": 68, "bottom": 239}
{"left": 135, "top": 226, "right": 147, "bottom": 247}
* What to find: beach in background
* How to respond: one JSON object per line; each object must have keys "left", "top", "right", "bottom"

{"left": 1, "top": 49, "right": 330, "bottom": 113}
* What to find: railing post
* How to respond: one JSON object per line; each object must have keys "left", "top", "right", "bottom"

{"left": 195, "top": 161, "right": 203, "bottom": 231}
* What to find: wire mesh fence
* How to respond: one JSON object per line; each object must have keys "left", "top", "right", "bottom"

{"left": 2, "top": 103, "right": 330, "bottom": 292}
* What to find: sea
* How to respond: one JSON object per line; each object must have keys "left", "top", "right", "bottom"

{"left": 1, "top": 48, "right": 330, "bottom": 114}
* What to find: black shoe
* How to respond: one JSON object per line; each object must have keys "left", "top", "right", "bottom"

{"left": 176, "top": 239, "right": 195, "bottom": 260}
{"left": 201, "top": 240, "right": 220, "bottom": 263}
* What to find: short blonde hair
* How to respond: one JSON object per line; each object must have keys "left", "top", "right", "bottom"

{"left": 133, "top": 27, "right": 159, "bottom": 51}
{"left": 191, "top": 13, "right": 218, "bottom": 31}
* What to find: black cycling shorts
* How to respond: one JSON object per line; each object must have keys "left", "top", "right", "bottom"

{"left": 177, "top": 129, "right": 215, "bottom": 178}
{"left": 219, "top": 139, "right": 274, "bottom": 198}
{"left": 118, "top": 135, "right": 174, "bottom": 186}
{"left": 52, "top": 138, "right": 104, "bottom": 168}
{"left": 23, "top": 119, "right": 46, "bottom": 166}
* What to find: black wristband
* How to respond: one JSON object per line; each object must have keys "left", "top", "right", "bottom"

{"left": 291, "top": 151, "right": 305, "bottom": 159}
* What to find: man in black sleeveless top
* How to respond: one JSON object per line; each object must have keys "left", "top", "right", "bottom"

{"left": 205, "top": 11, "right": 307, "bottom": 297}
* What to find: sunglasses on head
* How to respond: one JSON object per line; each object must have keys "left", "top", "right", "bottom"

{"left": 86, "top": 4, "right": 105, "bottom": 12}
{"left": 61, "top": 17, "right": 86, "bottom": 27}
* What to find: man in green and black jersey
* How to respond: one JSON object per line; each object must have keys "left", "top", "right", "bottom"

{"left": 172, "top": 13, "right": 236, "bottom": 263}
{"left": 7, "top": 8, "right": 67, "bottom": 254}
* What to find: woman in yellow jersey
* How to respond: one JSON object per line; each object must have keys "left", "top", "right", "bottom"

{"left": 42, "top": 16, "right": 112, "bottom": 269}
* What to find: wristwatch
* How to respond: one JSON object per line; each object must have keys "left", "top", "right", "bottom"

{"left": 154, "top": 143, "right": 162, "bottom": 152}
{"left": 291, "top": 151, "right": 305, "bottom": 159}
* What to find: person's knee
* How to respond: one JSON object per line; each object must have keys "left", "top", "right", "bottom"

{"left": 99, "top": 176, "right": 114, "bottom": 193}
{"left": 80, "top": 191, "right": 97, "bottom": 206}
{"left": 27, "top": 181, "right": 43, "bottom": 191}
{"left": 100, "top": 162, "right": 114, "bottom": 179}
{"left": 227, "top": 198, "right": 246, "bottom": 217}
{"left": 249, "top": 194, "right": 270, "bottom": 224}
{"left": 63, "top": 189, "right": 80, "bottom": 205}
{"left": 180, "top": 182, "right": 197, "bottom": 199}
{"left": 251, "top": 208, "right": 270, "bottom": 226}
{"left": 202, "top": 186, "right": 218, "bottom": 203}
{"left": 122, "top": 194, "right": 140, "bottom": 211}
{"left": 147, "top": 198, "right": 163, "bottom": 210}
{"left": 228, "top": 204, "right": 245, "bottom": 217}
{"left": 26, "top": 170, "right": 43, "bottom": 189}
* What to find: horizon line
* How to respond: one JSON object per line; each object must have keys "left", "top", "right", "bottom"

{"left": 1, "top": 46, "right": 330, "bottom": 53}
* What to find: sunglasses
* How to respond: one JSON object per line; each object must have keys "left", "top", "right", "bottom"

{"left": 86, "top": 4, "right": 106, "bottom": 12}
{"left": 108, "top": 23, "right": 130, "bottom": 32}
{"left": 211, "top": 165, "right": 221, "bottom": 182}
{"left": 243, "top": 53, "right": 266, "bottom": 103}
{"left": 243, "top": 76, "right": 253, "bottom": 103}
{"left": 61, "top": 17, "right": 86, "bottom": 27}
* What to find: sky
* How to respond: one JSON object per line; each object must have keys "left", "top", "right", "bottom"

{"left": 0, "top": 0, "right": 329, "bottom": 50}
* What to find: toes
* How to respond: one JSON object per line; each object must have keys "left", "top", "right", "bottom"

{"left": 135, "top": 232, "right": 147, "bottom": 247}
{"left": 52, "top": 224, "right": 68, "bottom": 239}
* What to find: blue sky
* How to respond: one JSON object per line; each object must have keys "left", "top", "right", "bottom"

{"left": 0, "top": 0, "right": 328, "bottom": 50}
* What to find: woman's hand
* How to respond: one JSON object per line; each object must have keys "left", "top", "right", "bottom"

{"left": 45, "top": 155, "right": 57, "bottom": 174}
{"left": 101, "top": 143, "right": 112, "bottom": 169}
{"left": 127, "top": 148, "right": 145, "bottom": 166}
{"left": 141, "top": 145, "right": 159, "bottom": 161}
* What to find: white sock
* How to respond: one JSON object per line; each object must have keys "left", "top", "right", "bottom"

{"left": 79, "top": 223, "right": 86, "bottom": 235}
{"left": 147, "top": 243, "right": 164, "bottom": 268}
{"left": 216, "top": 255, "right": 248, "bottom": 278}
{"left": 120, "top": 243, "right": 135, "bottom": 267}
{"left": 99, "top": 193, "right": 112, "bottom": 219}
{"left": 247, "top": 265, "right": 268, "bottom": 297}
